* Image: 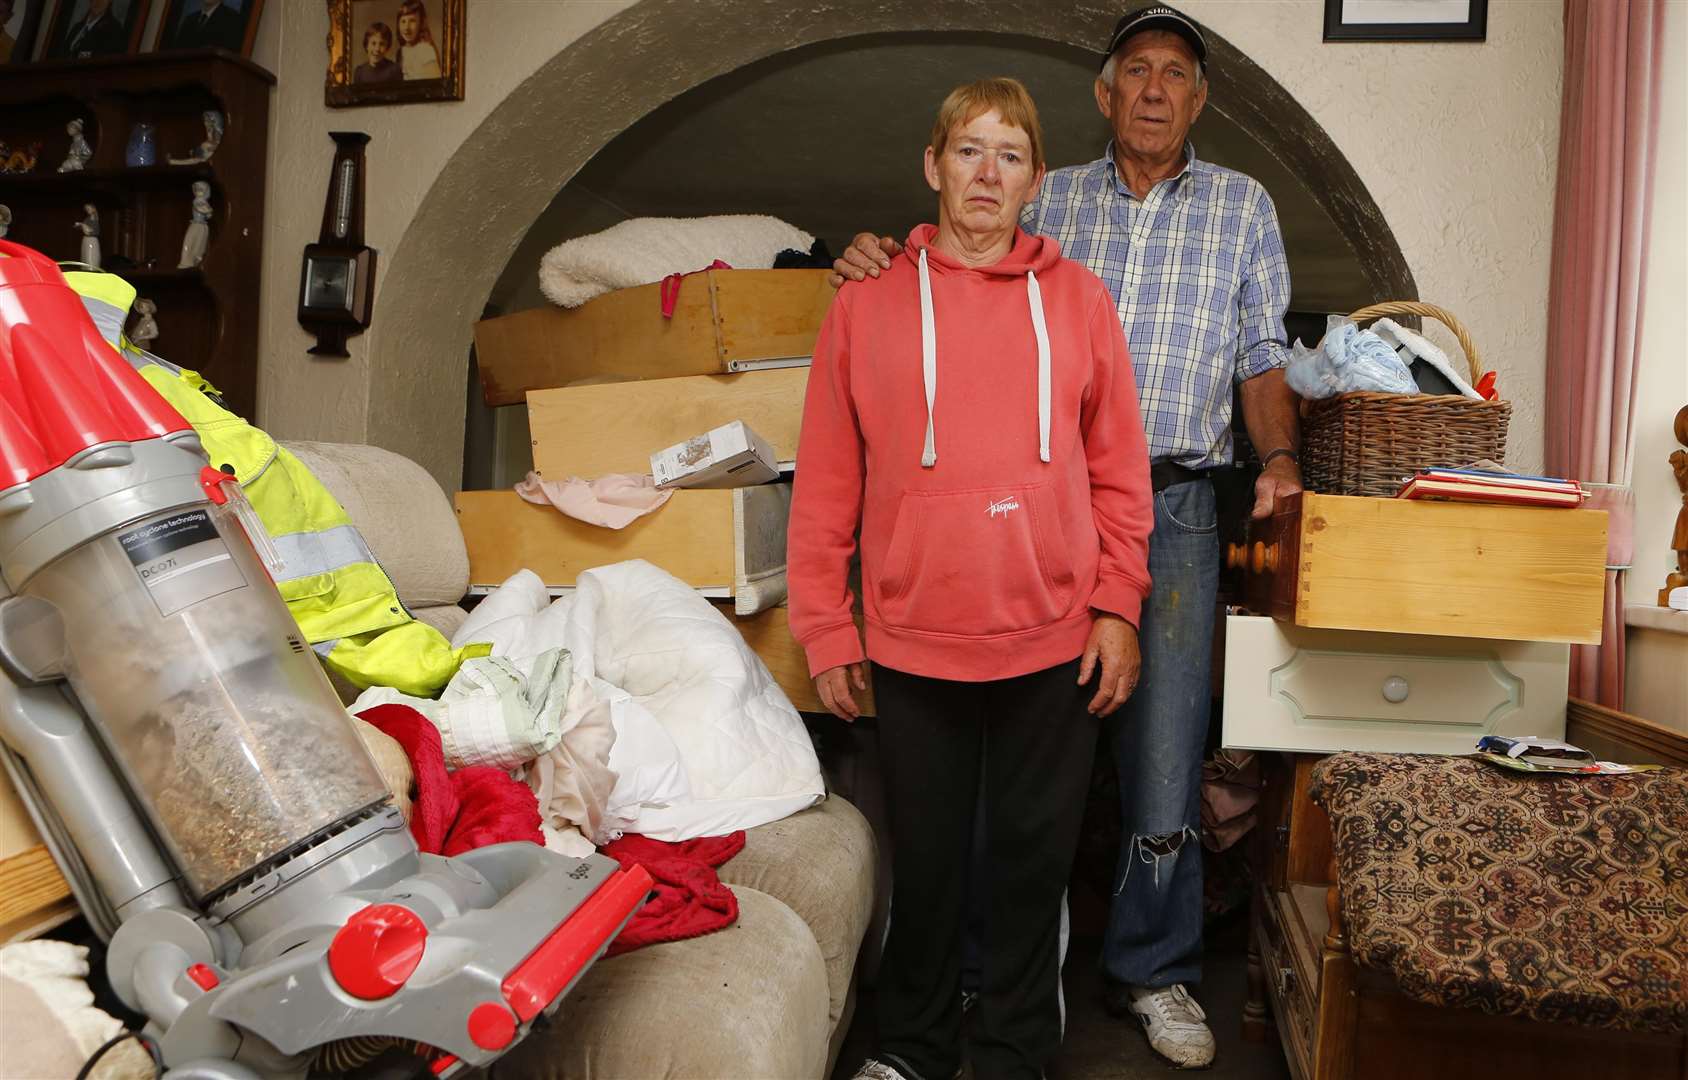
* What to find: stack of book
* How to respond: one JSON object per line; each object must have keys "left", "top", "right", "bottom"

{"left": 1395, "top": 467, "right": 1587, "bottom": 508}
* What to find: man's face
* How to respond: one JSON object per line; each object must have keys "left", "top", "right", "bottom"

{"left": 1, "top": 1, "right": 16, "bottom": 27}
{"left": 89, "top": 0, "right": 111, "bottom": 18}
{"left": 1094, "top": 30, "right": 1207, "bottom": 162}
{"left": 923, "top": 108, "right": 1045, "bottom": 239}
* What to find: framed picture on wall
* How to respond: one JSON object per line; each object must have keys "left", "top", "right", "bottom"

{"left": 40, "top": 0, "right": 151, "bottom": 60}
{"left": 1, "top": 0, "right": 49, "bottom": 63}
{"left": 152, "top": 0, "right": 264, "bottom": 57}
{"left": 324, "top": 0, "right": 464, "bottom": 107}
{"left": 1324, "top": 0, "right": 1488, "bottom": 42}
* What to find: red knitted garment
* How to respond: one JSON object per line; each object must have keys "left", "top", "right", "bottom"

{"left": 600, "top": 832, "right": 745, "bottom": 955}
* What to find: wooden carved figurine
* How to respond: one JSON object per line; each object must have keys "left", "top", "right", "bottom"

{"left": 1663, "top": 404, "right": 1688, "bottom": 607}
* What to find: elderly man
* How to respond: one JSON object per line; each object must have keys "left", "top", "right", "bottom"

{"left": 835, "top": 5, "right": 1301, "bottom": 1069}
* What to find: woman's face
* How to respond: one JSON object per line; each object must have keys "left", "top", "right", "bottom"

{"left": 398, "top": 12, "right": 420, "bottom": 43}
{"left": 923, "top": 109, "right": 1043, "bottom": 240}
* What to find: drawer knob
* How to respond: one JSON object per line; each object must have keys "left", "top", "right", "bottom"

{"left": 1225, "top": 542, "right": 1247, "bottom": 571}
{"left": 1382, "top": 675, "right": 1410, "bottom": 703}
{"left": 1251, "top": 541, "right": 1279, "bottom": 574}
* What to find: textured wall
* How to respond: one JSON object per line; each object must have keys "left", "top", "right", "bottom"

{"left": 253, "top": 0, "right": 1563, "bottom": 490}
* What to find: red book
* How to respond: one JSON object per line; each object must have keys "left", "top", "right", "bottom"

{"left": 1396, "top": 475, "right": 1586, "bottom": 507}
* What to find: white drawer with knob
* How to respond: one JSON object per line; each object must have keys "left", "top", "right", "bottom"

{"left": 1221, "top": 614, "right": 1568, "bottom": 754}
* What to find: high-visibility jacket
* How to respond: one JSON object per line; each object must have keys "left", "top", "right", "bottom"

{"left": 69, "top": 271, "right": 481, "bottom": 696}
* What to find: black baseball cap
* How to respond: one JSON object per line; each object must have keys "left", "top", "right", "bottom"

{"left": 1101, "top": 5, "right": 1209, "bottom": 71}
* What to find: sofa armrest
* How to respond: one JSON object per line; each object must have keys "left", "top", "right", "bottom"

{"left": 281, "top": 441, "right": 468, "bottom": 610}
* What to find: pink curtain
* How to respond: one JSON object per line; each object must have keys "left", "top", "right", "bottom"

{"left": 1544, "top": 0, "right": 1667, "bottom": 707}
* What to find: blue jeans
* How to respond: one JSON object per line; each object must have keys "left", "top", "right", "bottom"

{"left": 1102, "top": 477, "right": 1218, "bottom": 990}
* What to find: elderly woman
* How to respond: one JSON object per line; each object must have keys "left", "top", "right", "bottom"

{"left": 787, "top": 78, "right": 1153, "bottom": 1080}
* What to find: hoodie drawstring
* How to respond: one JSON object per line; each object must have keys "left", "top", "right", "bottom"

{"left": 1026, "top": 269, "right": 1052, "bottom": 463}
{"left": 918, "top": 248, "right": 938, "bottom": 467}
{"left": 915, "top": 248, "right": 1053, "bottom": 467}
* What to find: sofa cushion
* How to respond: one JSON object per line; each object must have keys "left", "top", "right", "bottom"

{"left": 281, "top": 440, "right": 468, "bottom": 609}
{"left": 718, "top": 795, "right": 875, "bottom": 1036}
{"left": 491, "top": 885, "right": 830, "bottom": 1080}
{"left": 414, "top": 603, "right": 468, "bottom": 641}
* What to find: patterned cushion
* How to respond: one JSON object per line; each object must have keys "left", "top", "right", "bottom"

{"left": 1309, "top": 753, "right": 1688, "bottom": 1034}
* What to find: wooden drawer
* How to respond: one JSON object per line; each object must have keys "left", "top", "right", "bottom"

{"left": 711, "top": 601, "right": 876, "bottom": 717}
{"left": 1223, "top": 615, "right": 1568, "bottom": 754}
{"left": 1227, "top": 492, "right": 1606, "bottom": 644}
{"left": 1255, "top": 885, "right": 1315, "bottom": 1080}
{"left": 456, "top": 482, "right": 791, "bottom": 614}
{"left": 527, "top": 367, "right": 808, "bottom": 480}
{"left": 473, "top": 269, "right": 832, "bottom": 405}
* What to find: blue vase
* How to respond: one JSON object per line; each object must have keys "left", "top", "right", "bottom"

{"left": 126, "top": 123, "right": 156, "bottom": 168}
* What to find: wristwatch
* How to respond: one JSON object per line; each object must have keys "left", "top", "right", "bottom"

{"left": 1262, "top": 447, "right": 1300, "bottom": 468}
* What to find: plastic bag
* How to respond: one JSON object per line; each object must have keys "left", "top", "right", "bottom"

{"left": 1286, "top": 315, "right": 1418, "bottom": 400}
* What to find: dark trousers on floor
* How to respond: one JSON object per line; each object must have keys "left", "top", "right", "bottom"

{"left": 873, "top": 658, "right": 1098, "bottom": 1080}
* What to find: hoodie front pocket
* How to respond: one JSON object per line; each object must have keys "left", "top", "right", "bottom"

{"left": 875, "top": 486, "right": 1076, "bottom": 637}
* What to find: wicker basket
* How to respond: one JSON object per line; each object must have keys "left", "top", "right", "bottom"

{"left": 1300, "top": 301, "right": 1511, "bottom": 498}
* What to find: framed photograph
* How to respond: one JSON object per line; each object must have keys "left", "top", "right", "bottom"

{"left": 325, "top": 0, "right": 463, "bottom": 108}
{"left": 1, "top": 0, "right": 48, "bottom": 63}
{"left": 1324, "top": 0, "right": 1487, "bottom": 42}
{"left": 153, "top": 0, "right": 263, "bottom": 57}
{"left": 41, "top": 0, "right": 150, "bottom": 59}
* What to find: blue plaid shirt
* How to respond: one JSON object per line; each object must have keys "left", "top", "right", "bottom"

{"left": 1022, "top": 144, "right": 1291, "bottom": 469}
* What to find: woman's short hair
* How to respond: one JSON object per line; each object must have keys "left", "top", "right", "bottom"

{"left": 364, "top": 22, "right": 393, "bottom": 48}
{"left": 929, "top": 77, "right": 1045, "bottom": 173}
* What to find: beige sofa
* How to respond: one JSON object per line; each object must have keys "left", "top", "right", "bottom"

{"left": 286, "top": 441, "right": 876, "bottom": 1079}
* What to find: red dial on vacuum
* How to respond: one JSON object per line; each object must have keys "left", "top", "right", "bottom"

{"left": 327, "top": 902, "right": 429, "bottom": 1000}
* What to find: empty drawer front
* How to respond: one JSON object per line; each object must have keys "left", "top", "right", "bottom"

{"left": 1222, "top": 615, "right": 1568, "bottom": 754}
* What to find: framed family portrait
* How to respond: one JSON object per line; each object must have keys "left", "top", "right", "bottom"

{"left": 1324, "top": 0, "right": 1487, "bottom": 42}
{"left": 153, "top": 0, "right": 264, "bottom": 57}
{"left": 325, "top": 0, "right": 463, "bottom": 107}
{"left": 41, "top": 0, "right": 150, "bottom": 60}
{"left": 1, "top": 0, "right": 48, "bottom": 63}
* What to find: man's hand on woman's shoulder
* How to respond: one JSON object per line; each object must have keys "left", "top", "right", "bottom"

{"left": 828, "top": 233, "right": 904, "bottom": 288}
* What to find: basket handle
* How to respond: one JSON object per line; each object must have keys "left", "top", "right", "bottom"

{"left": 1347, "top": 301, "right": 1483, "bottom": 384}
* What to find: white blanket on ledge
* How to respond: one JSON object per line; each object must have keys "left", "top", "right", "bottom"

{"left": 453, "top": 561, "right": 825, "bottom": 843}
{"left": 538, "top": 214, "right": 815, "bottom": 308}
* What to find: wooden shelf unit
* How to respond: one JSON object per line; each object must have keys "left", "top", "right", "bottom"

{"left": 0, "top": 49, "right": 274, "bottom": 418}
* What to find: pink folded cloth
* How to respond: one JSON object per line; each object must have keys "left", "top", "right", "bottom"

{"left": 515, "top": 471, "right": 672, "bottom": 529}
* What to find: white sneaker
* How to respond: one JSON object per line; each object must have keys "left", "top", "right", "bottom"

{"left": 1126, "top": 984, "right": 1215, "bottom": 1069}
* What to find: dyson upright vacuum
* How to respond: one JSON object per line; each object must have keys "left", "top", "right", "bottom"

{"left": 0, "top": 240, "right": 649, "bottom": 1078}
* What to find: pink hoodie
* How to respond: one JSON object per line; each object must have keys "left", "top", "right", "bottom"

{"left": 788, "top": 225, "right": 1153, "bottom": 683}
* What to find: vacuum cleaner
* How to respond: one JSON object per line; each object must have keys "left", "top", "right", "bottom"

{"left": 0, "top": 239, "right": 651, "bottom": 1078}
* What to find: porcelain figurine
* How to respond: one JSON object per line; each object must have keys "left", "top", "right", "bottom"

{"left": 129, "top": 298, "right": 159, "bottom": 350}
{"left": 74, "top": 204, "right": 100, "bottom": 269}
{"left": 168, "top": 110, "right": 225, "bottom": 165}
{"left": 58, "top": 119, "right": 92, "bottom": 173}
{"left": 178, "top": 181, "right": 212, "bottom": 269}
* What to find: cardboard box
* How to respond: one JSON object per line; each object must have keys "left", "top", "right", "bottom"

{"left": 652, "top": 420, "right": 779, "bottom": 489}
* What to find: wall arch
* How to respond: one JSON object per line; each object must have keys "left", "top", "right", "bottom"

{"left": 370, "top": 0, "right": 1412, "bottom": 489}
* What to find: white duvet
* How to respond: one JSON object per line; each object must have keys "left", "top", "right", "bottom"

{"left": 453, "top": 561, "right": 824, "bottom": 842}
